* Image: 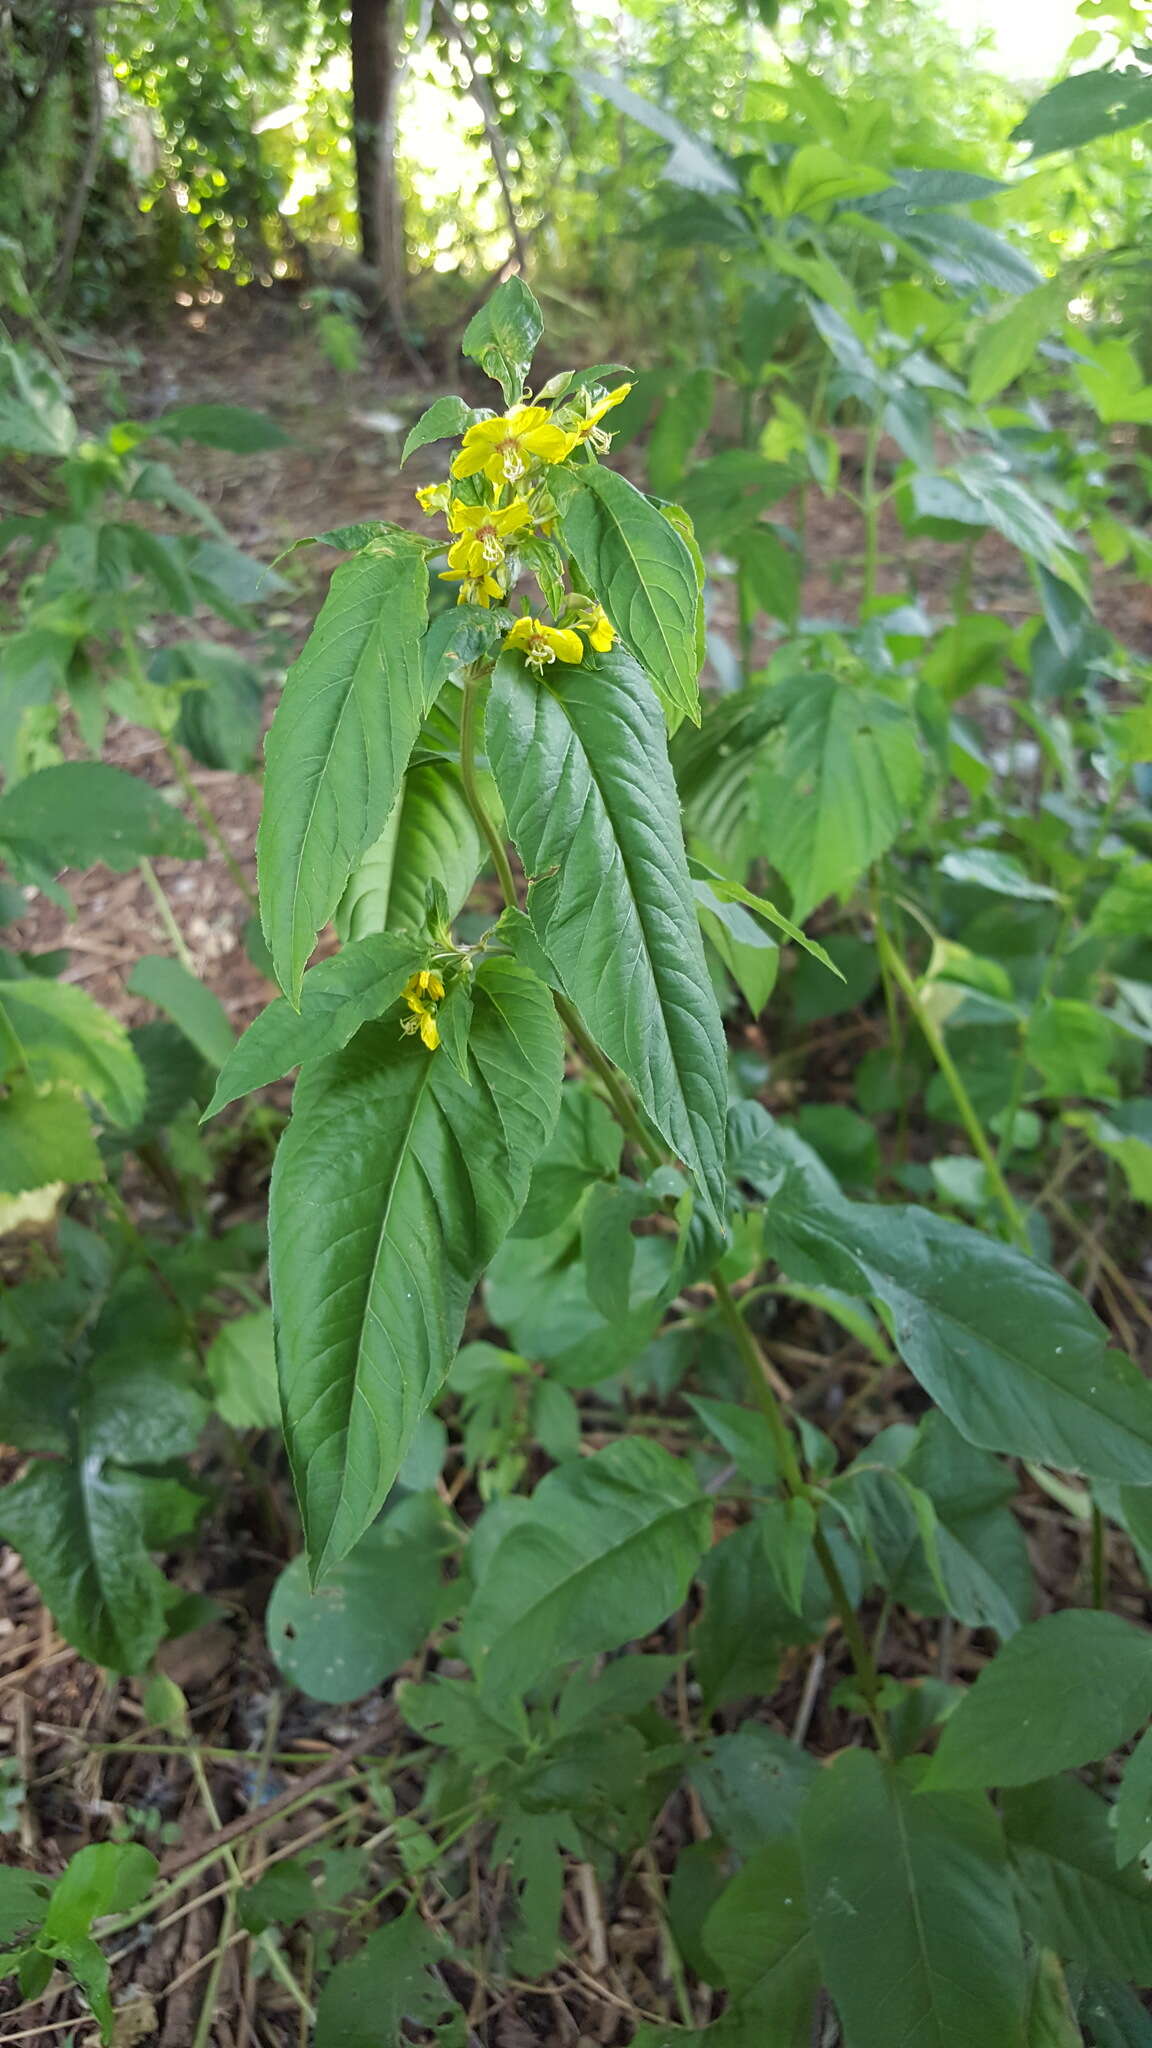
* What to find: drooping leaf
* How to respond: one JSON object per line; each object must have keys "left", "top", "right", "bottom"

{"left": 335, "top": 762, "right": 483, "bottom": 944}
{"left": 561, "top": 464, "right": 704, "bottom": 729}
{"left": 0, "top": 762, "right": 202, "bottom": 873}
{"left": 703, "top": 1841, "right": 818, "bottom": 2042}
{"left": 128, "top": 956, "right": 234, "bottom": 1069}
{"left": 486, "top": 646, "right": 727, "bottom": 1225}
{"left": 205, "top": 932, "right": 425, "bottom": 1117}
{"left": 925, "top": 1611, "right": 1152, "bottom": 1791}
{"left": 753, "top": 674, "right": 923, "bottom": 921}
{"left": 967, "top": 282, "right": 1067, "bottom": 405}
{"left": 0, "top": 979, "right": 145, "bottom": 1126}
{"left": 1005, "top": 1777, "right": 1152, "bottom": 1984}
{"left": 799, "top": 1750, "right": 1028, "bottom": 2048}
{"left": 270, "top": 957, "right": 563, "bottom": 1573}
{"left": 460, "top": 1437, "right": 711, "bottom": 1698}
{"left": 758, "top": 1133, "right": 1152, "bottom": 1482}
{"left": 257, "top": 535, "right": 429, "bottom": 1003}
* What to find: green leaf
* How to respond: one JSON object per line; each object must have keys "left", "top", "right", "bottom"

{"left": 0, "top": 979, "right": 144, "bottom": 1126}
{"left": 580, "top": 1178, "right": 651, "bottom": 1321}
{"left": 0, "top": 763, "right": 202, "bottom": 872}
{"left": 754, "top": 674, "right": 923, "bottom": 920}
{"left": 938, "top": 849, "right": 1059, "bottom": 902}
{"left": 926, "top": 1610, "right": 1152, "bottom": 1791}
{"left": 0, "top": 1459, "right": 183, "bottom": 1672}
{"left": 703, "top": 1841, "right": 818, "bottom": 2042}
{"left": 487, "top": 646, "right": 727, "bottom": 1225}
{"left": 152, "top": 403, "right": 289, "bottom": 451}
{"left": 0, "top": 1078, "right": 103, "bottom": 1193}
{"left": 762, "top": 1151, "right": 1152, "bottom": 1482}
{"left": 800, "top": 1750, "right": 1028, "bottom": 2048}
{"left": 336, "top": 762, "right": 483, "bottom": 944}
{"left": 257, "top": 534, "right": 429, "bottom": 1003}
{"left": 267, "top": 1499, "right": 447, "bottom": 1703}
{"left": 561, "top": 464, "right": 704, "bottom": 729}
{"left": 401, "top": 395, "right": 480, "bottom": 465}
{"left": 1029, "top": 998, "right": 1119, "bottom": 1101}
{"left": 737, "top": 524, "right": 801, "bottom": 629}
{"left": 1023, "top": 1950, "right": 1081, "bottom": 2048}
{"left": 968, "top": 283, "right": 1066, "bottom": 405}
{"left": 205, "top": 1308, "right": 280, "bottom": 1430}
{"left": 691, "top": 1725, "right": 818, "bottom": 1854}
{"left": 204, "top": 932, "right": 424, "bottom": 1117}
{"left": 0, "top": 1344, "right": 206, "bottom": 1670}
{"left": 686, "top": 1394, "right": 780, "bottom": 1488}
{"left": 271, "top": 957, "right": 563, "bottom": 1573}
{"left": 1005, "top": 1777, "right": 1152, "bottom": 1984}
{"left": 1012, "top": 65, "right": 1152, "bottom": 157}
{"left": 313, "top": 1911, "right": 463, "bottom": 2046}
{"left": 688, "top": 861, "right": 843, "bottom": 976}
{"left": 0, "top": 343, "right": 75, "bottom": 457}
{"left": 127, "top": 956, "right": 234, "bottom": 1069}
{"left": 0, "top": 1866, "right": 52, "bottom": 1945}
{"left": 693, "top": 881, "right": 779, "bottom": 1014}
{"left": 1116, "top": 1726, "right": 1152, "bottom": 1868}
{"left": 511, "top": 1080, "right": 622, "bottom": 1238}
{"left": 460, "top": 1437, "right": 711, "bottom": 1698}
{"left": 43, "top": 1842, "right": 157, "bottom": 1943}
{"left": 646, "top": 370, "right": 715, "bottom": 498}
{"left": 461, "top": 277, "right": 543, "bottom": 404}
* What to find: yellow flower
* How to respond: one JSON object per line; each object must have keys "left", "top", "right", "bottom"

{"left": 570, "top": 382, "right": 633, "bottom": 451}
{"left": 446, "top": 497, "right": 534, "bottom": 578}
{"left": 415, "top": 483, "right": 450, "bottom": 515}
{"left": 438, "top": 567, "right": 505, "bottom": 607}
{"left": 452, "top": 406, "right": 575, "bottom": 486}
{"left": 401, "top": 970, "right": 445, "bottom": 1052}
{"left": 505, "top": 615, "right": 584, "bottom": 672}
{"left": 575, "top": 603, "right": 615, "bottom": 652}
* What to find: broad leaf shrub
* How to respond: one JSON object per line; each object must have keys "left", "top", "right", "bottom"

{"left": 4, "top": 270, "right": 1152, "bottom": 2045}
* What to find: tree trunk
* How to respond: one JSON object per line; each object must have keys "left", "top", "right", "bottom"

{"left": 349, "top": 0, "right": 405, "bottom": 312}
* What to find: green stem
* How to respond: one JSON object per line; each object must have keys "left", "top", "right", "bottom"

{"left": 861, "top": 415, "right": 883, "bottom": 608}
{"left": 874, "top": 919, "right": 1029, "bottom": 1252}
{"left": 1090, "top": 1502, "right": 1107, "bottom": 1610}
{"left": 139, "top": 856, "right": 195, "bottom": 973}
{"left": 459, "top": 665, "right": 516, "bottom": 907}
{"left": 162, "top": 735, "right": 257, "bottom": 910}
{"left": 455, "top": 700, "right": 889, "bottom": 1746}
{"left": 996, "top": 778, "right": 1123, "bottom": 1172}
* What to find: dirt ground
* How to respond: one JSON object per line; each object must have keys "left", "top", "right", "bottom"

{"left": 2, "top": 293, "right": 1152, "bottom": 2045}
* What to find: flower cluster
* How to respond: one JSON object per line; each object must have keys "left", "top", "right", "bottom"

{"left": 414, "top": 381, "right": 632, "bottom": 665}
{"left": 402, "top": 969, "right": 445, "bottom": 1052}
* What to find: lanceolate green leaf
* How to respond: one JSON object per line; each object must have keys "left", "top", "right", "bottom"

{"left": 561, "top": 465, "right": 704, "bottom": 728}
{"left": 257, "top": 535, "right": 429, "bottom": 1004}
{"left": 336, "top": 761, "right": 483, "bottom": 943}
{"left": 763, "top": 1154, "right": 1152, "bottom": 1482}
{"left": 754, "top": 674, "right": 923, "bottom": 921}
{"left": 460, "top": 1437, "right": 711, "bottom": 1697}
{"left": 0, "top": 762, "right": 203, "bottom": 873}
{"left": 925, "top": 1611, "right": 1152, "bottom": 1790}
{"left": 205, "top": 932, "right": 426, "bottom": 1117}
{"left": 270, "top": 957, "right": 563, "bottom": 1574}
{"left": 1005, "top": 1777, "right": 1152, "bottom": 1985}
{"left": 486, "top": 647, "right": 728, "bottom": 1225}
{"left": 800, "top": 1751, "right": 1028, "bottom": 2048}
